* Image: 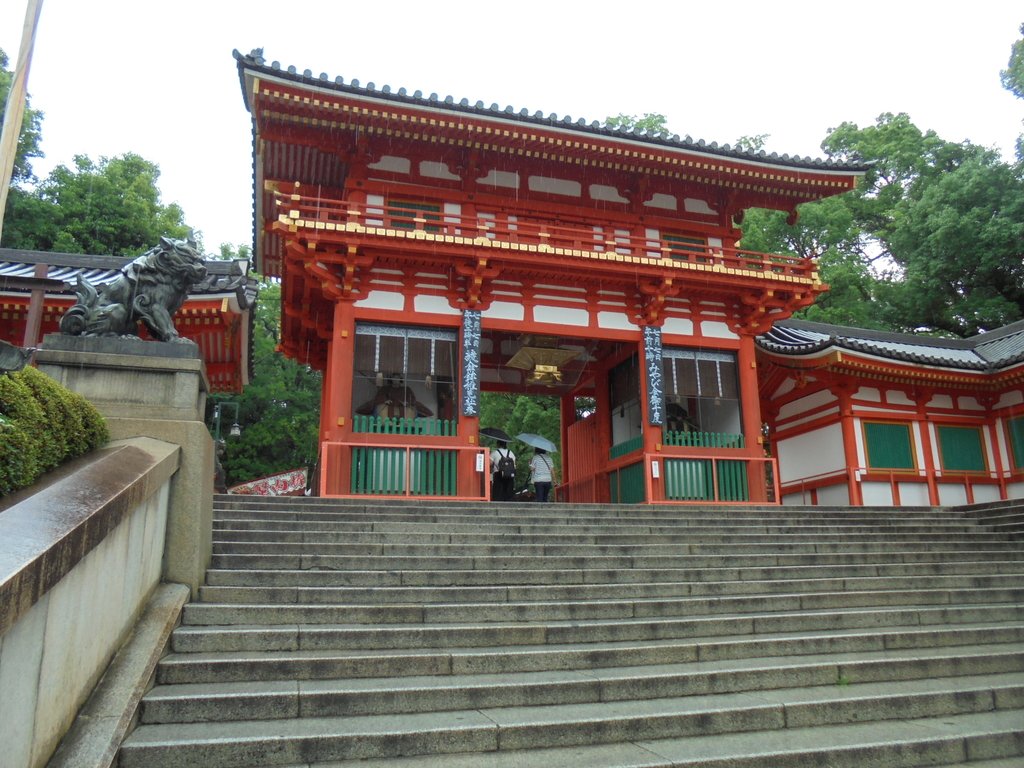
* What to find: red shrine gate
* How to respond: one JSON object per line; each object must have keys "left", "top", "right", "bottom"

{"left": 235, "top": 50, "right": 866, "bottom": 502}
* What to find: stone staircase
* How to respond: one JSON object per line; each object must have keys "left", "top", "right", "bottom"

{"left": 118, "top": 496, "right": 1024, "bottom": 767}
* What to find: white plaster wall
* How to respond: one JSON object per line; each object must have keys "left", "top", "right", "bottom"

{"left": 1007, "top": 481, "right": 1024, "bottom": 500}
{"left": 0, "top": 483, "right": 169, "bottom": 768}
{"left": 413, "top": 295, "right": 460, "bottom": 316}
{"left": 928, "top": 394, "right": 954, "bottom": 409}
{"left": 857, "top": 387, "right": 881, "bottom": 402}
{"left": 971, "top": 484, "right": 1002, "bottom": 504}
{"left": 778, "top": 390, "right": 839, "bottom": 421}
{"left": 816, "top": 483, "right": 851, "bottom": 506}
{"left": 776, "top": 423, "right": 845, "bottom": 483}
{"left": 597, "top": 311, "right": 637, "bottom": 330}
{"left": 861, "top": 481, "right": 894, "bottom": 506}
{"left": 897, "top": 482, "right": 931, "bottom": 506}
{"left": 938, "top": 483, "right": 969, "bottom": 507}
{"left": 534, "top": 305, "right": 589, "bottom": 327}
{"left": 355, "top": 290, "right": 405, "bottom": 310}
{"left": 996, "top": 390, "right": 1024, "bottom": 409}
{"left": 482, "top": 301, "right": 525, "bottom": 321}
{"left": 700, "top": 321, "right": 737, "bottom": 339}
{"left": 661, "top": 317, "right": 694, "bottom": 336}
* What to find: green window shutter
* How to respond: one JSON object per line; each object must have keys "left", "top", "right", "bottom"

{"left": 864, "top": 422, "right": 915, "bottom": 470}
{"left": 664, "top": 233, "right": 706, "bottom": 260}
{"left": 937, "top": 425, "right": 986, "bottom": 472}
{"left": 1007, "top": 416, "right": 1024, "bottom": 470}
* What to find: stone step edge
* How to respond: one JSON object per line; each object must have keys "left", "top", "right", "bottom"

{"left": 118, "top": 685, "right": 1024, "bottom": 767}
{"left": 246, "top": 710, "right": 1024, "bottom": 768}
{"left": 141, "top": 650, "right": 1024, "bottom": 721}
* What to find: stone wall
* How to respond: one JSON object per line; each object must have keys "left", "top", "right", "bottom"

{"left": 0, "top": 438, "right": 179, "bottom": 768}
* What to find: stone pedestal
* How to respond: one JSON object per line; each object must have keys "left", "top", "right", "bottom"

{"left": 35, "top": 334, "right": 214, "bottom": 594}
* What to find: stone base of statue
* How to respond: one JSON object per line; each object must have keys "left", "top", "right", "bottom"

{"left": 35, "top": 334, "right": 214, "bottom": 594}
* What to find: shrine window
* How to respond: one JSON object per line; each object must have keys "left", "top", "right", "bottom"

{"left": 352, "top": 324, "right": 458, "bottom": 434}
{"left": 863, "top": 422, "right": 916, "bottom": 471}
{"left": 664, "top": 232, "right": 708, "bottom": 262}
{"left": 1008, "top": 416, "right": 1024, "bottom": 470}
{"left": 609, "top": 354, "right": 643, "bottom": 456}
{"left": 661, "top": 349, "right": 742, "bottom": 447}
{"left": 387, "top": 200, "right": 442, "bottom": 233}
{"left": 937, "top": 425, "right": 986, "bottom": 472}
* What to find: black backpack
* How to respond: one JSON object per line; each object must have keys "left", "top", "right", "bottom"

{"left": 497, "top": 450, "right": 515, "bottom": 480}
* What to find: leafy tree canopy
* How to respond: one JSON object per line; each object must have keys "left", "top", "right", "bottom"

{"left": 210, "top": 276, "right": 322, "bottom": 486}
{"left": 605, "top": 113, "right": 669, "bottom": 134}
{"left": 479, "top": 392, "right": 561, "bottom": 487}
{"left": 2, "top": 152, "right": 192, "bottom": 254}
{"left": 0, "top": 48, "right": 44, "bottom": 184}
{"left": 1001, "top": 23, "right": 1024, "bottom": 159}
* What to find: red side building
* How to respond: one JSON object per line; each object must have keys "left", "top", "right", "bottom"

{"left": 0, "top": 249, "right": 257, "bottom": 393}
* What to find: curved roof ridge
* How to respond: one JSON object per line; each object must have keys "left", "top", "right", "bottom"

{"left": 233, "top": 48, "right": 871, "bottom": 174}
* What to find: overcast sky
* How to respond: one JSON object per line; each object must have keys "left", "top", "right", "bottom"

{"left": 1, "top": 0, "right": 1021, "bottom": 256}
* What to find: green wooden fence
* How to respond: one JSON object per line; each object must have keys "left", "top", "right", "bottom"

{"left": 609, "top": 461, "right": 646, "bottom": 503}
{"left": 664, "top": 458, "right": 749, "bottom": 502}
{"left": 350, "top": 446, "right": 458, "bottom": 496}
{"left": 353, "top": 415, "right": 457, "bottom": 436}
{"left": 610, "top": 435, "right": 644, "bottom": 460}
{"left": 663, "top": 430, "right": 744, "bottom": 449}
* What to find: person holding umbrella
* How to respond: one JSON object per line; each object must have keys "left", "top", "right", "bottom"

{"left": 528, "top": 447, "right": 555, "bottom": 502}
{"left": 482, "top": 427, "right": 516, "bottom": 502}
{"left": 517, "top": 433, "right": 558, "bottom": 503}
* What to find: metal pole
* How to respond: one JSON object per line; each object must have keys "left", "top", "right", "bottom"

{"left": 0, "top": 0, "right": 45, "bottom": 243}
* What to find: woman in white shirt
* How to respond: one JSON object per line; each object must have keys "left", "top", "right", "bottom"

{"left": 529, "top": 447, "right": 554, "bottom": 502}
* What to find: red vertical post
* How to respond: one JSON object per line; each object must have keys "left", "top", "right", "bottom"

{"left": 737, "top": 333, "right": 769, "bottom": 503}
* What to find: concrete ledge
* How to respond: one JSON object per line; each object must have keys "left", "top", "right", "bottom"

{"left": 46, "top": 583, "right": 189, "bottom": 768}
{"left": 0, "top": 438, "right": 180, "bottom": 637}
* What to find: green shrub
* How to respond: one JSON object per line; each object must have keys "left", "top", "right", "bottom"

{"left": 0, "top": 368, "right": 108, "bottom": 497}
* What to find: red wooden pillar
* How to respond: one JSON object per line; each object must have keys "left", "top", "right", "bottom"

{"left": 737, "top": 333, "right": 769, "bottom": 503}
{"left": 322, "top": 299, "right": 356, "bottom": 494}
{"left": 22, "top": 263, "right": 48, "bottom": 347}
{"left": 834, "top": 383, "right": 863, "bottom": 506}
{"left": 913, "top": 390, "right": 940, "bottom": 506}
{"left": 560, "top": 394, "right": 575, "bottom": 483}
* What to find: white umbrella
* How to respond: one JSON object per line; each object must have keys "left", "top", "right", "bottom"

{"left": 516, "top": 433, "right": 558, "bottom": 452}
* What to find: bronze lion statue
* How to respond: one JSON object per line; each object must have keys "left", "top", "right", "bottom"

{"left": 60, "top": 237, "right": 207, "bottom": 343}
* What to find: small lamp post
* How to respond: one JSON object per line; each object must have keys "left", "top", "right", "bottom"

{"left": 212, "top": 401, "right": 241, "bottom": 441}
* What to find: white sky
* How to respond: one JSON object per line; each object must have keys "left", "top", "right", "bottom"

{"left": 2, "top": 0, "right": 1021, "bottom": 257}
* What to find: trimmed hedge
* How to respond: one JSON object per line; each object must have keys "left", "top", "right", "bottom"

{"left": 0, "top": 367, "right": 108, "bottom": 496}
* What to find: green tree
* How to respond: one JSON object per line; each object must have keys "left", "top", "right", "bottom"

{"left": 0, "top": 47, "right": 44, "bottom": 184}
{"left": 211, "top": 278, "right": 322, "bottom": 486}
{"left": 2, "top": 152, "right": 191, "bottom": 254}
{"left": 819, "top": 114, "right": 1024, "bottom": 336}
{"left": 605, "top": 113, "right": 669, "bottom": 134}
{"left": 479, "top": 392, "right": 561, "bottom": 485}
{"left": 1001, "top": 23, "right": 1024, "bottom": 159}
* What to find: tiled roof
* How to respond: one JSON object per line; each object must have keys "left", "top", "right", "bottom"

{"left": 232, "top": 49, "right": 871, "bottom": 174}
{"left": 757, "top": 319, "right": 1024, "bottom": 372}
{"left": 0, "top": 248, "right": 258, "bottom": 308}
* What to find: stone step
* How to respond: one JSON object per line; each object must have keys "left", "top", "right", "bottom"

{"left": 211, "top": 509, "right": 976, "bottom": 529}
{"left": 282, "top": 709, "right": 1024, "bottom": 768}
{"left": 207, "top": 548, "right": 1024, "bottom": 572}
{"left": 196, "top": 574, "right": 1024, "bottom": 606}
{"left": 202, "top": 560, "right": 1024, "bottom": 588}
{"left": 118, "top": 676, "right": 1024, "bottom": 768}
{"left": 165, "top": 614, "right": 1024, "bottom": 669}
{"left": 212, "top": 519, "right": 984, "bottom": 535}
{"left": 181, "top": 586, "right": 1024, "bottom": 626}
{"left": 210, "top": 540, "right": 1024, "bottom": 560}
{"left": 141, "top": 646, "right": 1024, "bottom": 723}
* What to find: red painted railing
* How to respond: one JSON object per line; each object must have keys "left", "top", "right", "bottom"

{"left": 274, "top": 193, "right": 817, "bottom": 281}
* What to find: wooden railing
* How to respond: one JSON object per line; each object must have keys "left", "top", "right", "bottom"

{"left": 319, "top": 441, "right": 489, "bottom": 499}
{"left": 352, "top": 414, "right": 458, "bottom": 436}
{"left": 274, "top": 193, "right": 817, "bottom": 281}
